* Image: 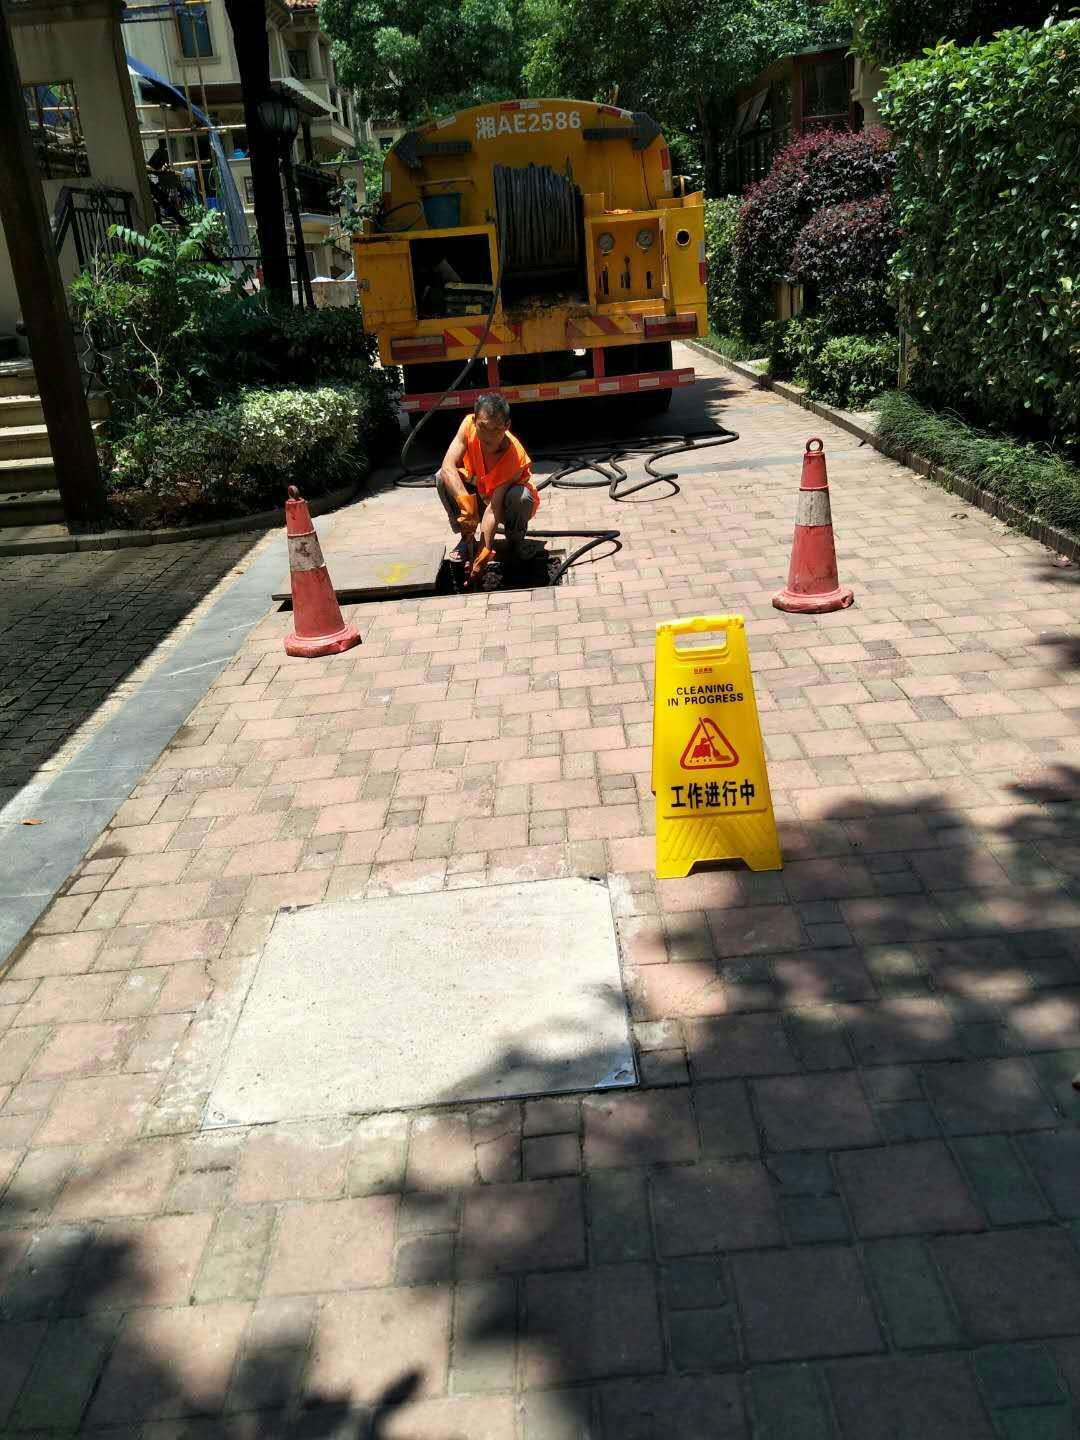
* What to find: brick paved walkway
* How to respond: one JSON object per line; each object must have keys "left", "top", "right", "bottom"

{"left": 0, "top": 537, "right": 260, "bottom": 796}
{"left": 1, "top": 347, "right": 1079, "bottom": 1437}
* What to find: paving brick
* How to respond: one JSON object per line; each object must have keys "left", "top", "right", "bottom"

{"left": 55, "top": 1140, "right": 178, "bottom": 1219}
{"left": 264, "top": 1195, "right": 396, "bottom": 1294}
{"left": 600, "top": 1374, "right": 746, "bottom": 1439}
{"left": 14, "top": 973, "right": 121, "bottom": 1027}
{"left": 693, "top": 1080, "right": 760, "bottom": 1159}
{"left": 749, "top": 1364, "right": 833, "bottom": 1440}
{"left": 863, "top": 1237, "right": 963, "bottom": 1349}
{"left": 653, "top": 1162, "right": 782, "bottom": 1256}
{"left": 462, "top": 1178, "right": 585, "bottom": 1275}
{"left": 974, "top": 1344, "right": 1066, "bottom": 1409}
{"left": 524, "top": 1264, "right": 662, "bottom": 1385}
{"left": 835, "top": 1141, "right": 982, "bottom": 1237}
{"left": 8, "top": 1312, "right": 120, "bottom": 1431}
{"left": 827, "top": 1355, "right": 993, "bottom": 1439}
{"left": 523, "top": 1097, "right": 580, "bottom": 1137}
{"left": 451, "top": 1279, "right": 516, "bottom": 1394}
{"left": 582, "top": 1090, "right": 697, "bottom": 1168}
{"left": 193, "top": 1206, "right": 274, "bottom": 1303}
{"left": 586, "top": 1169, "right": 652, "bottom": 1264}
{"left": 923, "top": 1059, "right": 1059, "bottom": 1135}
{"left": 10, "top": 932, "right": 104, "bottom": 979}
{"left": 733, "top": 1246, "right": 883, "bottom": 1362}
{"left": 37, "top": 1075, "right": 160, "bottom": 1146}
{"left": 525, "top": 1133, "right": 581, "bottom": 1179}
{"left": 407, "top": 1113, "right": 477, "bottom": 1189}
{"left": 232, "top": 1121, "right": 350, "bottom": 1202}
{"left": 685, "top": 1014, "right": 798, "bottom": 1079}
{"left": 932, "top": 1229, "right": 1080, "bottom": 1341}
{"left": 0, "top": 1319, "right": 46, "bottom": 1426}
{"left": 88, "top": 1301, "right": 252, "bottom": 1424}
{"left": 752, "top": 1073, "right": 879, "bottom": 1151}
{"left": 28, "top": 1020, "right": 138, "bottom": 1081}
{"left": 72, "top": 1212, "right": 213, "bottom": 1309}
{"left": 307, "top": 1287, "right": 450, "bottom": 1403}
{"left": 953, "top": 1136, "right": 1052, "bottom": 1225}
{"left": 782, "top": 1195, "right": 850, "bottom": 1244}
{"left": 1018, "top": 1132, "right": 1080, "bottom": 1218}
{"left": 346, "top": 1112, "right": 409, "bottom": 1195}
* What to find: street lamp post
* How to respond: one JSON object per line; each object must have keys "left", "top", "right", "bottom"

{"left": 256, "top": 93, "right": 313, "bottom": 311}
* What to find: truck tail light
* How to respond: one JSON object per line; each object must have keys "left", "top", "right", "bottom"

{"left": 644, "top": 314, "right": 697, "bottom": 339}
{"left": 698, "top": 240, "right": 707, "bottom": 285}
{"left": 391, "top": 335, "right": 447, "bottom": 363}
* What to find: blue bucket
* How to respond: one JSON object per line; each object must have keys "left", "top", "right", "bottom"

{"left": 422, "top": 192, "right": 461, "bottom": 228}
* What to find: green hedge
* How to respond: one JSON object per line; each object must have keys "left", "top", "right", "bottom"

{"left": 804, "top": 335, "right": 897, "bottom": 410}
{"left": 703, "top": 197, "right": 743, "bottom": 342}
{"left": 881, "top": 20, "right": 1080, "bottom": 448}
{"left": 875, "top": 389, "right": 1080, "bottom": 536}
{"left": 105, "top": 384, "right": 372, "bottom": 528}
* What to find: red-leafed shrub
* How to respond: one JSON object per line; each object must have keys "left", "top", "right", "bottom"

{"left": 734, "top": 127, "right": 895, "bottom": 335}
{"left": 790, "top": 192, "right": 899, "bottom": 332}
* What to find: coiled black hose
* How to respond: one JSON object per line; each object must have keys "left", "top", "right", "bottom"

{"left": 493, "top": 162, "right": 579, "bottom": 272}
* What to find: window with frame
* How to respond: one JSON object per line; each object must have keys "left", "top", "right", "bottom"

{"left": 243, "top": 175, "right": 255, "bottom": 205}
{"left": 287, "top": 47, "right": 310, "bottom": 80}
{"left": 22, "top": 81, "right": 90, "bottom": 179}
{"left": 177, "top": 4, "right": 213, "bottom": 59}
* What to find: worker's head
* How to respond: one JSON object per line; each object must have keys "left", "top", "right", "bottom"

{"left": 474, "top": 392, "right": 510, "bottom": 445}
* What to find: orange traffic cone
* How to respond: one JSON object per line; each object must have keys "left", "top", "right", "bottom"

{"left": 773, "top": 438, "right": 854, "bottom": 614}
{"left": 283, "top": 486, "right": 361, "bottom": 658}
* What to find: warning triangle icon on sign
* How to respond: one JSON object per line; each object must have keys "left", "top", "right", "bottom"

{"left": 680, "top": 717, "right": 739, "bottom": 770}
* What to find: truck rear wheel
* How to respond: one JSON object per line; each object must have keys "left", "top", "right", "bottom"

{"left": 633, "top": 341, "right": 673, "bottom": 414}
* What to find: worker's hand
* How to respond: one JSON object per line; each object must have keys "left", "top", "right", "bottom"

{"left": 457, "top": 491, "right": 478, "bottom": 536}
{"left": 468, "top": 546, "right": 494, "bottom": 585}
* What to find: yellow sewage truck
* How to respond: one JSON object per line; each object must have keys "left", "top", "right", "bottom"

{"left": 352, "top": 99, "right": 708, "bottom": 416}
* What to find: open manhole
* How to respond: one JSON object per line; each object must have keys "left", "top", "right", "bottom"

{"left": 203, "top": 877, "right": 635, "bottom": 1128}
{"left": 274, "top": 539, "right": 566, "bottom": 606}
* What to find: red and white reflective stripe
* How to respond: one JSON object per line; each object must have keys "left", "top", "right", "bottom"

{"left": 596, "top": 104, "right": 632, "bottom": 118}
{"left": 391, "top": 334, "right": 447, "bottom": 362}
{"left": 660, "top": 145, "right": 672, "bottom": 194}
{"left": 400, "top": 368, "right": 696, "bottom": 411}
{"left": 698, "top": 239, "right": 707, "bottom": 285}
{"left": 435, "top": 114, "right": 457, "bottom": 129}
{"left": 500, "top": 99, "right": 540, "bottom": 111}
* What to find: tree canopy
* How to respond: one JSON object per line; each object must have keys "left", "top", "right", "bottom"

{"left": 320, "top": 0, "right": 845, "bottom": 191}
{"left": 825, "top": 0, "right": 1065, "bottom": 65}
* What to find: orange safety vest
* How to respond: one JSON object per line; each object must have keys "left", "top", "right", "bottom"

{"left": 462, "top": 415, "right": 540, "bottom": 516}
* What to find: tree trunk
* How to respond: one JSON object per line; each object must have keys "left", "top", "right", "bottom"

{"left": 222, "top": 0, "right": 291, "bottom": 303}
{"left": 696, "top": 92, "right": 719, "bottom": 197}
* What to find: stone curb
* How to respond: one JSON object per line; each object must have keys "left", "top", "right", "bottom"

{"left": 685, "top": 338, "right": 1080, "bottom": 566}
{"left": 0, "top": 478, "right": 362, "bottom": 557}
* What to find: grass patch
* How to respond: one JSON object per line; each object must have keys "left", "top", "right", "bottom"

{"left": 694, "top": 331, "right": 766, "bottom": 364}
{"left": 874, "top": 390, "right": 1080, "bottom": 538}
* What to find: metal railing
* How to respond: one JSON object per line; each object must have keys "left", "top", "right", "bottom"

{"left": 293, "top": 162, "right": 336, "bottom": 215}
{"left": 51, "top": 186, "right": 136, "bottom": 267}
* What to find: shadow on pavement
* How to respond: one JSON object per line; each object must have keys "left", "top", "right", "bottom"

{"left": 1, "top": 781, "right": 1079, "bottom": 1434}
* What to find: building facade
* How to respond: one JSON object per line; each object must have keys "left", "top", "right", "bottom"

{"left": 123, "top": 0, "right": 361, "bottom": 279}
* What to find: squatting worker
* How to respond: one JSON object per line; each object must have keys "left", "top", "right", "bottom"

{"left": 435, "top": 392, "right": 540, "bottom": 576}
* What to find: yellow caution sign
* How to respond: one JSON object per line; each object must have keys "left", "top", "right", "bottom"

{"left": 653, "top": 615, "right": 782, "bottom": 878}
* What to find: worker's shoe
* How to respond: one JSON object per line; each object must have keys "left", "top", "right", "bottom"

{"left": 448, "top": 537, "right": 471, "bottom": 565}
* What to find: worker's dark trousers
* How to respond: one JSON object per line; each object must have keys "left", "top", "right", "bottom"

{"left": 434, "top": 474, "right": 533, "bottom": 552}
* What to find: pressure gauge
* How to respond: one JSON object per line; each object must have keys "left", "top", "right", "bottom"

{"left": 636, "top": 228, "right": 655, "bottom": 251}
{"left": 597, "top": 232, "right": 615, "bottom": 255}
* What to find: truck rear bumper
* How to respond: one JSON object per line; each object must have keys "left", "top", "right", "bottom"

{"left": 400, "top": 366, "right": 696, "bottom": 412}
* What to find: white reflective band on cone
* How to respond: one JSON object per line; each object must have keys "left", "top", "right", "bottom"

{"left": 795, "top": 491, "right": 834, "bottom": 527}
{"left": 289, "top": 533, "right": 325, "bottom": 572}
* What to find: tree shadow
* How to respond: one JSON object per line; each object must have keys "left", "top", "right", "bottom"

{"left": 2, "top": 783, "right": 1079, "bottom": 1435}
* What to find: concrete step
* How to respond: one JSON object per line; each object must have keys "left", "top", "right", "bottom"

{"left": 0, "top": 392, "right": 109, "bottom": 428}
{"left": 0, "top": 362, "right": 36, "bottom": 398}
{"left": 0, "top": 487, "right": 64, "bottom": 527}
{"left": 0, "top": 455, "right": 56, "bottom": 496}
{"left": 0, "top": 419, "right": 106, "bottom": 461}
{"left": 0, "top": 424, "right": 51, "bottom": 461}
